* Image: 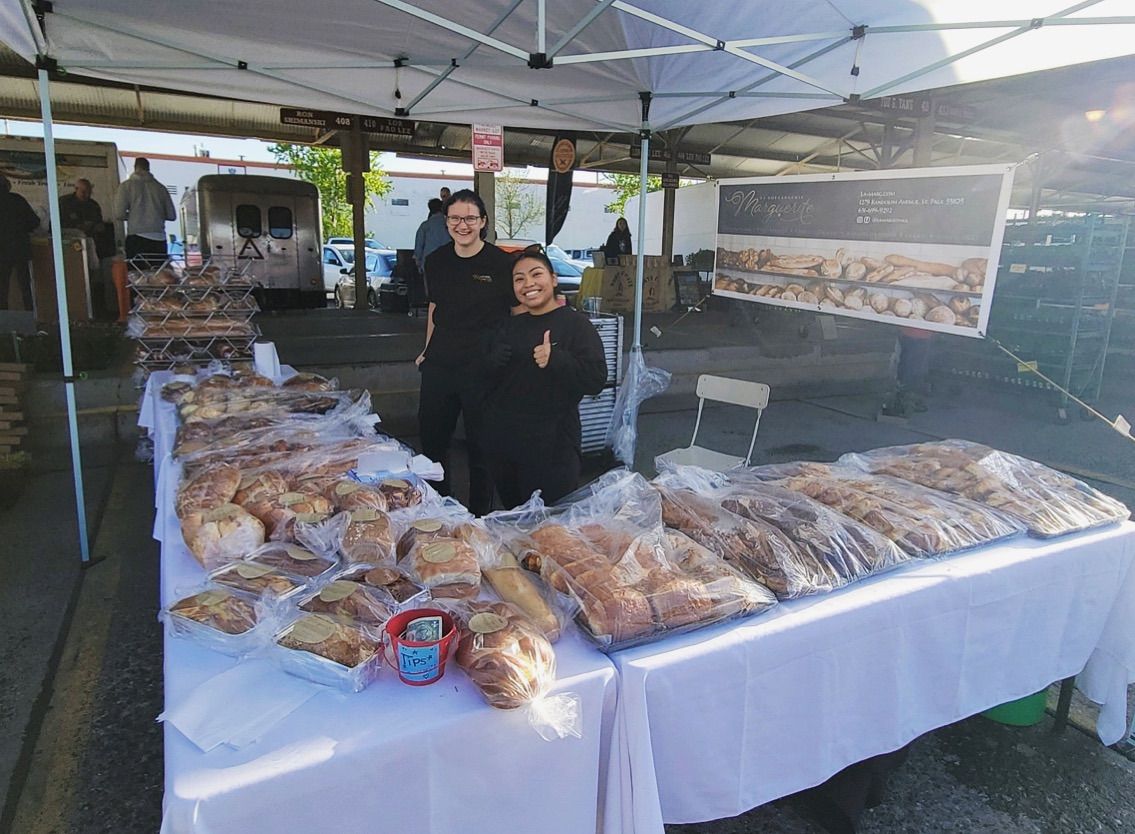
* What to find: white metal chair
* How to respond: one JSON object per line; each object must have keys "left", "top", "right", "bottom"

{"left": 655, "top": 374, "right": 770, "bottom": 473}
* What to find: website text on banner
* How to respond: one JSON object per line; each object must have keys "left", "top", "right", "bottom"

{"left": 712, "top": 165, "right": 1015, "bottom": 339}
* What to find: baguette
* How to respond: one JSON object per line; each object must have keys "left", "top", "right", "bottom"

{"left": 884, "top": 254, "right": 957, "bottom": 277}
{"left": 484, "top": 553, "right": 561, "bottom": 641}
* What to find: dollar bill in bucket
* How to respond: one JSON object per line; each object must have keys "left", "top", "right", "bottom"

{"left": 403, "top": 615, "right": 443, "bottom": 642}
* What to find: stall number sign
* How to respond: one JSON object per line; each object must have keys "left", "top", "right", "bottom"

{"left": 280, "top": 108, "right": 416, "bottom": 137}
{"left": 472, "top": 124, "right": 504, "bottom": 172}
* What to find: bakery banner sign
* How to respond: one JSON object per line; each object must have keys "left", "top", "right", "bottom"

{"left": 712, "top": 165, "right": 1015, "bottom": 337}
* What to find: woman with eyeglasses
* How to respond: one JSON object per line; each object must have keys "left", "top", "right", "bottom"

{"left": 481, "top": 247, "right": 607, "bottom": 508}
{"left": 417, "top": 189, "right": 516, "bottom": 515}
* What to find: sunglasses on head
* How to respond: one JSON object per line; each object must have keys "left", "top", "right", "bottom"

{"left": 523, "top": 243, "right": 545, "bottom": 254}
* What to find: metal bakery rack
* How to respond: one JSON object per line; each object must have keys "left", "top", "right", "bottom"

{"left": 126, "top": 256, "right": 261, "bottom": 383}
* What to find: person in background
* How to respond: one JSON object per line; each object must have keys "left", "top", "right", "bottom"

{"left": 483, "top": 247, "right": 607, "bottom": 508}
{"left": 413, "top": 198, "right": 449, "bottom": 275}
{"left": 58, "top": 178, "right": 104, "bottom": 238}
{"left": 114, "top": 157, "right": 175, "bottom": 264}
{"left": 0, "top": 173, "right": 40, "bottom": 311}
{"left": 883, "top": 327, "right": 933, "bottom": 417}
{"left": 604, "top": 216, "right": 632, "bottom": 258}
{"left": 416, "top": 189, "right": 515, "bottom": 515}
{"left": 59, "top": 178, "right": 117, "bottom": 316}
{"left": 439, "top": 186, "right": 451, "bottom": 202}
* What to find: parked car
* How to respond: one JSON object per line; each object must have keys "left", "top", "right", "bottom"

{"left": 323, "top": 244, "right": 383, "bottom": 295}
{"left": 334, "top": 250, "right": 396, "bottom": 308}
{"left": 548, "top": 256, "right": 583, "bottom": 295}
{"left": 326, "top": 236, "right": 386, "bottom": 250}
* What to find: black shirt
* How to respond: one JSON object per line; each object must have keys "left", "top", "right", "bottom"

{"left": 485, "top": 306, "right": 608, "bottom": 447}
{"left": 423, "top": 242, "right": 515, "bottom": 368}
{"left": 0, "top": 191, "right": 40, "bottom": 260}
{"left": 59, "top": 194, "right": 114, "bottom": 258}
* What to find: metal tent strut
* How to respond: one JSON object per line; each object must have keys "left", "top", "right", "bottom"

{"left": 36, "top": 66, "right": 91, "bottom": 563}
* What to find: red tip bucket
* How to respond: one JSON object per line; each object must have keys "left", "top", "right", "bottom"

{"left": 385, "top": 609, "right": 459, "bottom": 686}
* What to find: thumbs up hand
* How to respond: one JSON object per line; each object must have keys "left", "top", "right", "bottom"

{"left": 533, "top": 330, "right": 553, "bottom": 368}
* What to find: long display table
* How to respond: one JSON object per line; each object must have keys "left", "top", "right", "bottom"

{"left": 601, "top": 523, "right": 1135, "bottom": 834}
{"left": 140, "top": 377, "right": 1135, "bottom": 834}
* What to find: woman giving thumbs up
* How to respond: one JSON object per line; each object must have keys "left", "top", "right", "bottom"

{"left": 482, "top": 248, "right": 608, "bottom": 509}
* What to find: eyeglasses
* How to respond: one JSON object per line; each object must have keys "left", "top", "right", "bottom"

{"left": 446, "top": 214, "right": 483, "bottom": 226}
{"left": 523, "top": 243, "right": 545, "bottom": 254}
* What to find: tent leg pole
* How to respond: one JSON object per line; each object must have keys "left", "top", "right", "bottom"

{"left": 632, "top": 124, "right": 649, "bottom": 352}
{"left": 38, "top": 68, "right": 91, "bottom": 565}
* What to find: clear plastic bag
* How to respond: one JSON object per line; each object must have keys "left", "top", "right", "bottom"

{"left": 180, "top": 503, "right": 266, "bottom": 569}
{"left": 652, "top": 474, "right": 814, "bottom": 598}
{"left": 335, "top": 564, "right": 431, "bottom": 611}
{"left": 242, "top": 541, "right": 338, "bottom": 583}
{"left": 513, "top": 471, "right": 777, "bottom": 650}
{"left": 743, "top": 460, "right": 1026, "bottom": 557}
{"left": 273, "top": 613, "right": 384, "bottom": 692}
{"left": 606, "top": 350, "right": 671, "bottom": 466}
{"left": 162, "top": 584, "right": 273, "bottom": 656}
{"left": 296, "top": 579, "right": 394, "bottom": 627}
{"left": 715, "top": 475, "right": 910, "bottom": 587}
{"left": 447, "top": 599, "right": 579, "bottom": 738}
{"left": 209, "top": 559, "right": 306, "bottom": 602}
{"left": 839, "top": 440, "right": 1130, "bottom": 538}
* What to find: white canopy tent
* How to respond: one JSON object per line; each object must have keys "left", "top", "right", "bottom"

{"left": 3, "top": 0, "right": 1135, "bottom": 554}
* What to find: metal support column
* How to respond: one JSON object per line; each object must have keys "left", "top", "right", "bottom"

{"left": 37, "top": 67, "right": 91, "bottom": 564}
{"left": 632, "top": 92, "right": 651, "bottom": 351}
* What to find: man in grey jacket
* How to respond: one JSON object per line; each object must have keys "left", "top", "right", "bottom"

{"left": 114, "top": 157, "right": 175, "bottom": 265}
{"left": 413, "top": 197, "right": 450, "bottom": 276}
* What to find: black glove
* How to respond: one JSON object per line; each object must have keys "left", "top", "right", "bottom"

{"left": 486, "top": 340, "right": 512, "bottom": 369}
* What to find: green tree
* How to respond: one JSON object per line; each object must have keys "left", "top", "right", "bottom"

{"left": 604, "top": 172, "right": 662, "bottom": 216}
{"left": 495, "top": 170, "right": 545, "bottom": 239}
{"left": 269, "top": 143, "right": 392, "bottom": 239}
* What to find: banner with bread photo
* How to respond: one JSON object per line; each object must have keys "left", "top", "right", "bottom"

{"left": 712, "top": 164, "right": 1016, "bottom": 338}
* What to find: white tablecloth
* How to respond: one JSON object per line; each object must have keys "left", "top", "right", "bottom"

{"left": 602, "top": 524, "right": 1135, "bottom": 834}
{"left": 148, "top": 386, "right": 619, "bottom": 834}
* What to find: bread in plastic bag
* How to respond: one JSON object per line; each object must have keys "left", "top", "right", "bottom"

{"left": 210, "top": 559, "right": 305, "bottom": 601}
{"left": 518, "top": 471, "right": 777, "bottom": 650}
{"left": 243, "top": 541, "right": 337, "bottom": 581}
{"left": 338, "top": 564, "right": 430, "bottom": 609}
{"left": 297, "top": 579, "right": 393, "bottom": 627}
{"left": 180, "top": 503, "right": 266, "bottom": 569}
{"left": 746, "top": 461, "right": 1025, "bottom": 557}
{"left": 653, "top": 476, "right": 813, "bottom": 598}
{"left": 274, "top": 613, "right": 383, "bottom": 692}
{"left": 445, "top": 600, "right": 578, "bottom": 738}
{"left": 717, "top": 478, "right": 910, "bottom": 586}
{"left": 163, "top": 585, "right": 269, "bottom": 656}
{"left": 839, "top": 440, "right": 1130, "bottom": 538}
{"left": 176, "top": 464, "right": 241, "bottom": 518}
{"left": 401, "top": 537, "right": 482, "bottom": 599}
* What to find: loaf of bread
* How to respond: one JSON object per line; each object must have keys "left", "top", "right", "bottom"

{"left": 324, "top": 480, "right": 388, "bottom": 513}
{"left": 377, "top": 477, "right": 422, "bottom": 510}
{"left": 210, "top": 559, "right": 301, "bottom": 598}
{"left": 341, "top": 508, "right": 396, "bottom": 564}
{"left": 842, "top": 440, "right": 1129, "bottom": 538}
{"left": 176, "top": 464, "right": 241, "bottom": 518}
{"left": 454, "top": 601, "right": 557, "bottom": 710}
{"left": 277, "top": 614, "right": 380, "bottom": 668}
{"left": 484, "top": 552, "right": 561, "bottom": 641}
{"left": 169, "top": 587, "right": 258, "bottom": 634}
{"left": 248, "top": 542, "right": 335, "bottom": 578}
{"left": 655, "top": 484, "right": 808, "bottom": 597}
{"left": 356, "top": 565, "right": 427, "bottom": 603}
{"left": 405, "top": 537, "right": 481, "bottom": 598}
{"left": 299, "top": 580, "right": 392, "bottom": 626}
{"left": 232, "top": 470, "right": 289, "bottom": 506}
{"left": 180, "top": 503, "right": 265, "bottom": 568}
